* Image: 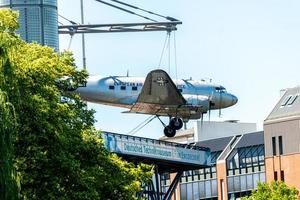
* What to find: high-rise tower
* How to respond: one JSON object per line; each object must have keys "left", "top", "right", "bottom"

{"left": 0, "top": 0, "right": 59, "bottom": 51}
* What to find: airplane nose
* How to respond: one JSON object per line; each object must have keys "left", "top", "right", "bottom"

{"left": 231, "top": 94, "right": 238, "bottom": 105}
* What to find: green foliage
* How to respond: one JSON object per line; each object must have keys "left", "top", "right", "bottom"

{"left": 242, "top": 181, "right": 300, "bottom": 200}
{"left": 0, "top": 91, "right": 18, "bottom": 200}
{"left": 0, "top": 8, "right": 152, "bottom": 200}
{"left": 0, "top": 10, "right": 19, "bottom": 199}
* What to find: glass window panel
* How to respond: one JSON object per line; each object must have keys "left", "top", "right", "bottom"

{"left": 227, "top": 177, "right": 234, "bottom": 192}
{"left": 247, "top": 167, "right": 253, "bottom": 173}
{"left": 233, "top": 176, "right": 241, "bottom": 192}
{"left": 279, "top": 136, "right": 283, "bottom": 155}
{"left": 234, "top": 169, "right": 240, "bottom": 175}
{"left": 180, "top": 183, "right": 187, "bottom": 200}
{"left": 193, "top": 182, "right": 199, "bottom": 200}
{"left": 240, "top": 175, "right": 247, "bottom": 191}
{"left": 287, "top": 95, "right": 298, "bottom": 106}
{"left": 281, "top": 95, "right": 292, "bottom": 106}
{"left": 253, "top": 173, "right": 260, "bottom": 188}
{"left": 212, "top": 172, "right": 217, "bottom": 179}
{"left": 247, "top": 174, "right": 253, "bottom": 190}
{"left": 187, "top": 183, "right": 193, "bottom": 200}
{"left": 211, "top": 179, "right": 218, "bottom": 197}
{"left": 199, "top": 173, "right": 205, "bottom": 180}
{"left": 254, "top": 166, "right": 260, "bottom": 172}
{"left": 260, "top": 172, "right": 266, "bottom": 183}
{"left": 199, "top": 181, "right": 205, "bottom": 199}
{"left": 241, "top": 168, "right": 246, "bottom": 174}
{"left": 166, "top": 179, "right": 171, "bottom": 186}
{"left": 205, "top": 180, "right": 211, "bottom": 197}
{"left": 211, "top": 167, "right": 216, "bottom": 172}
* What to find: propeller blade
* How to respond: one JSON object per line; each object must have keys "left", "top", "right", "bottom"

{"left": 208, "top": 91, "right": 213, "bottom": 121}
{"left": 200, "top": 113, "right": 204, "bottom": 130}
{"left": 219, "top": 92, "right": 222, "bottom": 117}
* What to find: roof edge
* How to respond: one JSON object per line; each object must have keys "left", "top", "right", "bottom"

{"left": 264, "top": 115, "right": 300, "bottom": 125}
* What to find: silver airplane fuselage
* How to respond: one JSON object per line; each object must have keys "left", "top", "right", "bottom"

{"left": 76, "top": 75, "right": 238, "bottom": 113}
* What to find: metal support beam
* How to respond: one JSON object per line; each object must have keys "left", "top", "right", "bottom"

{"left": 162, "top": 170, "right": 183, "bottom": 200}
{"left": 155, "top": 165, "right": 161, "bottom": 200}
{"left": 80, "top": 0, "right": 87, "bottom": 69}
{"left": 58, "top": 21, "right": 182, "bottom": 34}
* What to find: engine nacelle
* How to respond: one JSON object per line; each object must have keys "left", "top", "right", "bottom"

{"left": 182, "top": 94, "right": 209, "bottom": 112}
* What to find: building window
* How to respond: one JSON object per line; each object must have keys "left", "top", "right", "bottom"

{"left": 109, "top": 85, "right": 114, "bottom": 90}
{"left": 274, "top": 171, "right": 278, "bottom": 181}
{"left": 120, "top": 86, "right": 126, "bottom": 90}
{"left": 287, "top": 94, "right": 299, "bottom": 106}
{"left": 272, "top": 137, "right": 276, "bottom": 156}
{"left": 132, "top": 86, "right": 137, "bottom": 91}
{"left": 281, "top": 170, "right": 285, "bottom": 182}
{"left": 280, "top": 95, "right": 292, "bottom": 106}
{"left": 279, "top": 136, "right": 283, "bottom": 155}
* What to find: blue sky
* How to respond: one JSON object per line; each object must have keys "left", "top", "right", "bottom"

{"left": 58, "top": 0, "right": 300, "bottom": 138}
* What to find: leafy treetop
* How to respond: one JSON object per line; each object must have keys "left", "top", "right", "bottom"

{"left": 0, "top": 8, "right": 152, "bottom": 200}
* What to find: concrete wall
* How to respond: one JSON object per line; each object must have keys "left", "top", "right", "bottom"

{"left": 264, "top": 118, "right": 300, "bottom": 191}
{"left": 264, "top": 119, "right": 300, "bottom": 157}
{"left": 194, "top": 121, "right": 257, "bottom": 142}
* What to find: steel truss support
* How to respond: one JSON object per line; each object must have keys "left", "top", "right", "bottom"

{"left": 58, "top": 21, "right": 182, "bottom": 35}
{"left": 162, "top": 170, "right": 183, "bottom": 200}
{"left": 138, "top": 165, "right": 183, "bottom": 200}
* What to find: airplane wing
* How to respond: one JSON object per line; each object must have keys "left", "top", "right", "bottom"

{"left": 127, "top": 69, "right": 187, "bottom": 116}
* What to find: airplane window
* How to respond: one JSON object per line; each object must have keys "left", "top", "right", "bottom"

{"left": 215, "top": 87, "right": 226, "bottom": 93}
{"left": 109, "top": 85, "right": 114, "bottom": 90}
{"left": 121, "top": 86, "right": 126, "bottom": 90}
{"left": 132, "top": 86, "right": 137, "bottom": 91}
{"left": 178, "top": 88, "right": 183, "bottom": 93}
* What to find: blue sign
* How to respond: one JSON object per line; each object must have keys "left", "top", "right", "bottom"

{"left": 102, "top": 132, "right": 210, "bottom": 166}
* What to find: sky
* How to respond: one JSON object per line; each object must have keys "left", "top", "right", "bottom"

{"left": 57, "top": 0, "right": 300, "bottom": 139}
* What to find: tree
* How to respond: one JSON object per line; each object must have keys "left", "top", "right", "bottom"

{"left": 0, "top": 9, "right": 152, "bottom": 200}
{"left": 0, "top": 9, "right": 20, "bottom": 200}
{"left": 242, "top": 181, "right": 299, "bottom": 200}
{"left": 0, "top": 92, "right": 19, "bottom": 200}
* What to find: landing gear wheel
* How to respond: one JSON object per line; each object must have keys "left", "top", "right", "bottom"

{"left": 164, "top": 125, "right": 176, "bottom": 137}
{"left": 170, "top": 118, "right": 183, "bottom": 130}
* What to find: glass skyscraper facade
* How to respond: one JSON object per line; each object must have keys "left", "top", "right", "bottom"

{"left": 0, "top": 0, "right": 59, "bottom": 51}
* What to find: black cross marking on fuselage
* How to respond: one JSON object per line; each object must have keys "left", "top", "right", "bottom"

{"left": 154, "top": 77, "right": 169, "bottom": 86}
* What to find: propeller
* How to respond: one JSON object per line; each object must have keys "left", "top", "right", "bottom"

{"left": 219, "top": 90, "right": 222, "bottom": 117}
{"left": 200, "top": 112, "right": 204, "bottom": 130}
{"left": 208, "top": 91, "right": 214, "bottom": 121}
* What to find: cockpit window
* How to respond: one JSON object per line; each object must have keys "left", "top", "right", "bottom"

{"left": 215, "top": 86, "right": 226, "bottom": 93}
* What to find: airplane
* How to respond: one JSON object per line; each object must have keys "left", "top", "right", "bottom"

{"left": 75, "top": 69, "right": 238, "bottom": 137}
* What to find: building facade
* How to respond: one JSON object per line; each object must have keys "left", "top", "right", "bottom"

{"left": 193, "top": 121, "right": 257, "bottom": 142}
{"left": 160, "top": 131, "right": 265, "bottom": 200}
{"left": 264, "top": 86, "right": 300, "bottom": 189}
{"left": 0, "top": 0, "right": 59, "bottom": 51}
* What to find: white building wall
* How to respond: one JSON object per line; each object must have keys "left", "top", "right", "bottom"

{"left": 194, "top": 121, "right": 257, "bottom": 142}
